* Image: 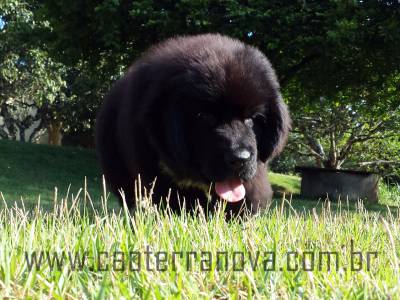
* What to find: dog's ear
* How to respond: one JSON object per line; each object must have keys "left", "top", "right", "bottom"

{"left": 256, "top": 96, "right": 291, "bottom": 162}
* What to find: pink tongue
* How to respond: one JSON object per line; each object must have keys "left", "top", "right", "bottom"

{"left": 215, "top": 179, "right": 245, "bottom": 202}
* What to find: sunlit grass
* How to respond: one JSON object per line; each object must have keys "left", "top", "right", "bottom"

{"left": 379, "top": 181, "right": 400, "bottom": 206}
{"left": 269, "top": 172, "right": 301, "bottom": 195}
{"left": 2, "top": 140, "right": 400, "bottom": 298}
{"left": 1, "top": 180, "right": 400, "bottom": 299}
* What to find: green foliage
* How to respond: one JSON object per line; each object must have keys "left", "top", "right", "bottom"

{"left": 1, "top": 0, "right": 399, "bottom": 174}
{"left": 0, "top": 49, "right": 66, "bottom": 106}
{"left": 0, "top": 1, "right": 66, "bottom": 107}
{"left": 38, "top": 1, "right": 400, "bottom": 87}
{"left": 353, "top": 135, "right": 400, "bottom": 181}
{"left": 0, "top": 1, "right": 68, "bottom": 142}
{"left": 284, "top": 70, "right": 400, "bottom": 174}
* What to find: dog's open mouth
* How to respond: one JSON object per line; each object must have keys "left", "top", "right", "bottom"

{"left": 215, "top": 178, "right": 245, "bottom": 202}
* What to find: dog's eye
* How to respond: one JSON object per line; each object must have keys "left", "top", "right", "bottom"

{"left": 244, "top": 118, "right": 254, "bottom": 127}
{"left": 197, "top": 112, "right": 216, "bottom": 126}
{"left": 252, "top": 112, "right": 267, "bottom": 123}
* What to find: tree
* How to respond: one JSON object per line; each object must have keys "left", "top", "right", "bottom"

{"left": 6, "top": 0, "right": 399, "bottom": 172}
{"left": 0, "top": 1, "right": 67, "bottom": 143}
{"left": 37, "top": 1, "right": 399, "bottom": 127}
{"left": 281, "top": 1, "right": 400, "bottom": 172}
{"left": 285, "top": 71, "right": 400, "bottom": 173}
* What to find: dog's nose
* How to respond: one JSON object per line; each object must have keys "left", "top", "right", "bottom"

{"left": 225, "top": 149, "right": 252, "bottom": 167}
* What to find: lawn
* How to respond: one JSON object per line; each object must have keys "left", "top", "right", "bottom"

{"left": 1, "top": 139, "right": 400, "bottom": 298}
{"left": 0, "top": 139, "right": 116, "bottom": 209}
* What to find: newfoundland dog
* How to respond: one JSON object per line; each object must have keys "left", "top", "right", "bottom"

{"left": 96, "top": 34, "right": 290, "bottom": 215}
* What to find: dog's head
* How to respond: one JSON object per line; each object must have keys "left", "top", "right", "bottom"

{"left": 145, "top": 35, "right": 290, "bottom": 201}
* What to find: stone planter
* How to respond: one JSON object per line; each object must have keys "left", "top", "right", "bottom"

{"left": 295, "top": 166, "right": 380, "bottom": 203}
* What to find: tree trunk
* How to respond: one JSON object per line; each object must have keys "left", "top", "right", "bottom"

{"left": 47, "top": 120, "right": 62, "bottom": 146}
{"left": 315, "top": 157, "right": 323, "bottom": 168}
{"left": 19, "top": 127, "right": 26, "bottom": 142}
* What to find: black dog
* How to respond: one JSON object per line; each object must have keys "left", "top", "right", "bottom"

{"left": 96, "top": 34, "right": 290, "bottom": 215}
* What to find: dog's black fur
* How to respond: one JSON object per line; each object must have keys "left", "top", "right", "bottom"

{"left": 96, "top": 34, "right": 290, "bottom": 215}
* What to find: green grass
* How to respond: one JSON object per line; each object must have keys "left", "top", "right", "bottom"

{"left": 0, "top": 139, "right": 116, "bottom": 209}
{"left": 379, "top": 181, "right": 400, "bottom": 206}
{"left": 1, "top": 139, "right": 400, "bottom": 298}
{"left": 269, "top": 172, "right": 301, "bottom": 195}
